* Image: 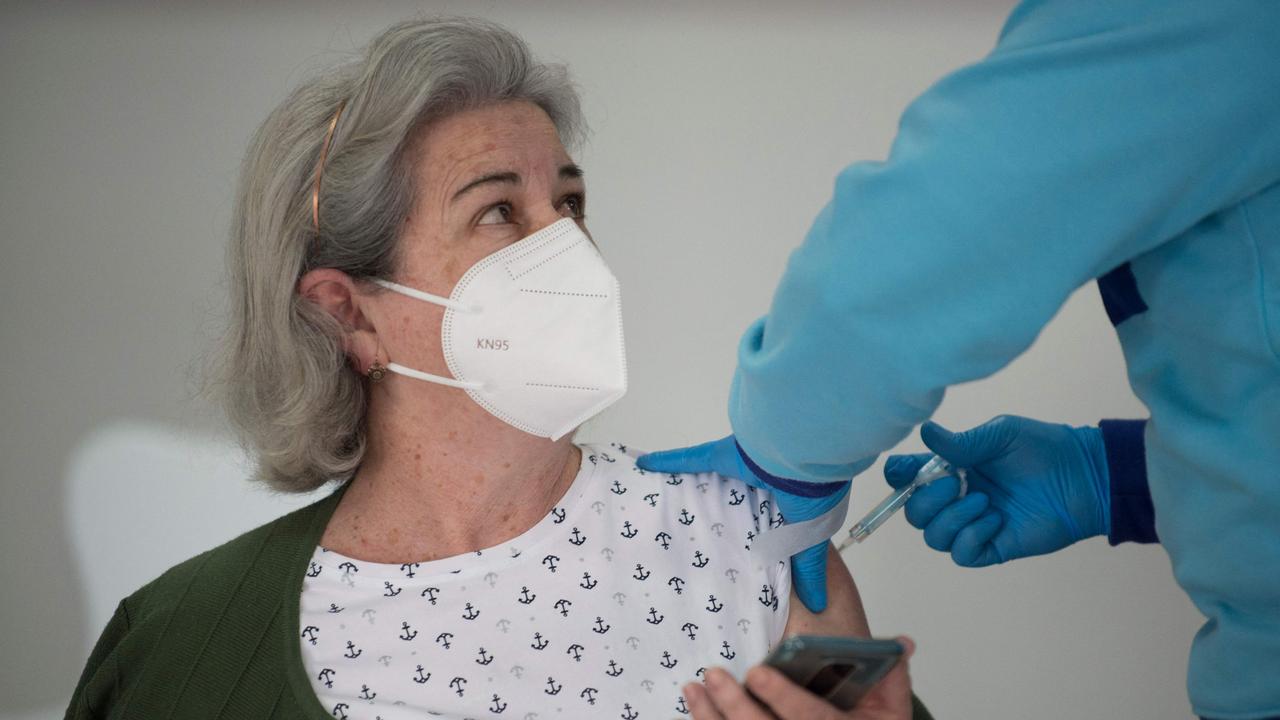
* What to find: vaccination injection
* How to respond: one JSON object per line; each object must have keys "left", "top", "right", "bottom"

{"left": 836, "top": 455, "right": 967, "bottom": 552}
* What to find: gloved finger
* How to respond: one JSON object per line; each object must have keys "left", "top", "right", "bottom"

{"left": 951, "top": 511, "right": 1006, "bottom": 567}
{"left": 636, "top": 435, "right": 736, "bottom": 476}
{"left": 902, "top": 474, "right": 965, "bottom": 529}
{"left": 884, "top": 453, "right": 932, "bottom": 489}
{"left": 790, "top": 542, "right": 829, "bottom": 613}
{"left": 922, "top": 492, "right": 989, "bottom": 552}
{"left": 921, "top": 418, "right": 1018, "bottom": 468}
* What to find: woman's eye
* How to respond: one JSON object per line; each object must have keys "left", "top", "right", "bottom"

{"left": 560, "top": 194, "right": 585, "bottom": 219}
{"left": 478, "top": 203, "right": 512, "bottom": 226}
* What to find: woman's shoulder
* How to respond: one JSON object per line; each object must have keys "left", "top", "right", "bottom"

{"left": 578, "top": 441, "right": 782, "bottom": 541}
{"left": 123, "top": 484, "right": 342, "bottom": 622}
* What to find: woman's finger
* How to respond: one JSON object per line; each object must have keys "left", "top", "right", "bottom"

{"left": 684, "top": 681, "right": 727, "bottom": 720}
{"left": 701, "top": 667, "right": 775, "bottom": 720}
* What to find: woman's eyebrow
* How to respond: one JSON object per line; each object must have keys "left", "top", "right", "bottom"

{"left": 560, "top": 163, "right": 584, "bottom": 179}
{"left": 452, "top": 171, "right": 520, "bottom": 201}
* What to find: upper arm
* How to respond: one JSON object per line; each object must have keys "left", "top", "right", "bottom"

{"left": 731, "top": 0, "right": 1280, "bottom": 482}
{"left": 782, "top": 544, "right": 870, "bottom": 639}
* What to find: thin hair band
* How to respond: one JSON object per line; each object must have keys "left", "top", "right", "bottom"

{"left": 312, "top": 99, "right": 347, "bottom": 233}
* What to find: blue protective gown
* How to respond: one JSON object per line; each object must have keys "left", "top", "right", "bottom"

{"left": 727, "top": 1, "right": 1280, "bottom": 716}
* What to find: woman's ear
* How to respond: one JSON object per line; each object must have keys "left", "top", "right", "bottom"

{"left": 298, "top": 268, "right": 380, "bottom": 370}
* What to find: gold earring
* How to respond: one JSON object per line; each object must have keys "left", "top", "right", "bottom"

{"left": 367, "top": 361, "right": 386, "bottom": 383}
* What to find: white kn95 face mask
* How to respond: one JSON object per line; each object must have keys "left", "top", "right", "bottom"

{"left": 373, "top": 218, "right": 627, "bottom": 440}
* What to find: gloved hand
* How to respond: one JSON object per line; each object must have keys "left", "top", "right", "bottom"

{"left": 638, "top": 436, "right": 850, "bottom": 612}
{"left": 888, "top": 416, "right": 1110, "bottom": 567}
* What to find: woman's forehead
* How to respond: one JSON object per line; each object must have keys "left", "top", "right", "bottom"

{"left": 414, "top": 101, "right": 572, "bottom": 187}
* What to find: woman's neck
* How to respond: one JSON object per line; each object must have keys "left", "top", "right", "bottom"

{"left": 320, "top": 385, "right": 581, "bottom": 563}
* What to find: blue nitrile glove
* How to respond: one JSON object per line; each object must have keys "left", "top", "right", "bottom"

{"left": 888, "top": 416, "right": 1110, "bottom": 567}
{"left": 637, "top": 436, "right": 851, "bottom": 613}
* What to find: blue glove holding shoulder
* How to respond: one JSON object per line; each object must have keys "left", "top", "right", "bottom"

{"left": 890, "top": 416, "right": 1110, "bottom": 567}
{"left": 637, "top": 436, "right": 849, "bottom": 613}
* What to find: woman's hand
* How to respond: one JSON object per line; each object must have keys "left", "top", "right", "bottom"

{"left": 682, "top": 636, "right": 916, "bottom": 720}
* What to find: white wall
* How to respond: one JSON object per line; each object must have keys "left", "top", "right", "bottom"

{"left": 0, "top": 2, "right": 1203, "bottom": 718}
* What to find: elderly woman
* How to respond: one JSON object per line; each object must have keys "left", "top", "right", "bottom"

{"left": 66, "top": 17, "right": 923, "bottom": 720}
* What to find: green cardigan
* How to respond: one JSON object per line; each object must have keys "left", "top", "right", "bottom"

{"left": 66, "top": 481, "right": 934, "bottom": 719}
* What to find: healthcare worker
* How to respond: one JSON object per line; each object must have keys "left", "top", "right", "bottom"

{"left": 637, "top": 1, "right": 1280, "bottom": 718}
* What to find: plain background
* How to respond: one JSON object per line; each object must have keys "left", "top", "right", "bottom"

{"left": 1, "top": 2, "right": 1206, "bottom": 718}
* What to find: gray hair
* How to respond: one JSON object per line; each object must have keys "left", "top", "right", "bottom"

{"left": 212, "top": 17, "right": 585, "bottom": 492}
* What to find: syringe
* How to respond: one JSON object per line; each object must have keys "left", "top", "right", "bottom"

{"left": 836, "top": 455, "right": 966, "bottom": 552}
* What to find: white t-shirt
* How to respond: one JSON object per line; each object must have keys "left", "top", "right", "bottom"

{"left": 299, "top": 442, "right": 792, "bottom": 719}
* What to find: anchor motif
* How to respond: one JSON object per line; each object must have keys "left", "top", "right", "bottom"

{"left": 551, "top": 507, "right": 566, "bottom": 524}
{"left": 633, "top": 563, "right": 651, "bottom": 581}
{"left": 435, "top": 632, "right": 453, "bottom": 649}
{"left": 518, "top": 586, "right": 537, "bottom": 604}
{"left": 692, "top": 551, "right": 710, "bottom": 568}
{"left": 545, "top": 676, "right": 562, "bottom": 695}
{"left": 611, "top": 479, "right": 627, "bottom": 495}
{"left": 359, "top": 684, "right": 376, "bottom": 700}
{"left": 771, "top": 512, "right": 785, "bottom": 529}
{"left": 681, "top": 622, "right": 698, "bottom": 640}
{"left": 420, "top": 587, "right": 440, "bottom": 605}
{"left": 654, "top": 532, "right": 671, "bottom": 550}
{"left": 580, "top": 687, "right": 599, "bottom": 705}
{"left": 327, "top": 603, "right": 344, "bottom": 613}
{"left": 306, "top": 561, "right": 322, "bottom": 577}
{"left": 621, "top": 702, "right": 639, "bottom": 720}
{"left": 413, "top": 665, "right": 430, "bottom": 684}
{"left": 625, "top": 636, "right": 640, "bottom": 650}
{"left": 710, "top": 522, "right": 725, "bottom": 537}
{"left": 620, "top": 521, "right": 638, "bottom": 539}
{"left": 384, "top": 581, "right": 401, "bottom": 597}
{"left": 668, "top": 576, "right": 685, "bottom": 595}
{"left": 720, "top": 641, "right": 736, "bottom": 660}
{"left": 399, "top": 621, "right": 417, "bottom": 641}
{"left": 337, "top": 561, "right": 359, "bottom": 575}
{"left": 344, "top": 640, "right": 362, "bottom": 659}
{"left": 377, "top": 654, "right": 392, "bottom": 667}
{"left": 660, "top": 651, "right": 678, "bottom": 669}
{"left": 640, "top": 679, "right": 654, "bottom": 693}
{"left": 542, "top": 554, "right": 560, "bottom": 573}
{"left": 484, "top": 571, "right": 499, "bottom": 588}
{"left": 399, "top": 561, "right": 419, "bottom": 578}
{"left": 361, "top": 608, "right": 376, "bottom": 624}
{"left": 566, "top": 643, "right": 584, "bottom": 662}
{"left": 553, "top": 598, "right": 572, "bottom": 617}
{"left": 591, "top": 500, "right": 606, "bottom": 515}
{"left": 724, "top": 568, "right": 739, "bottom": 584}
{"left": 600, "top": 547, "right": 615, "bottom": 562}
{"left": 569, "top": 527, "right": 587, "bottom": 546}
{"left": 580, "top": 572, "right": 598, "bottom": 590}
{"left": 697, "top": 481, "right": 710, "bottom": 494}
{"left": 476, "top": 647, "right": 494, "bottom": 666}
{"left": 759, "top": 584, "right": 779, "bottom": 611}
{"left": 729, "top": 488, "right": 745, "bottom": 505}
{"left": 301, "top": 626, "right": 319, "bottom": 645}
{"left": 448, "top": 676, "right": 467, "bottom": 697}
{"left": 496, "top": 618, "right": 511, "bottom": 633}
{"left": 317, "top": 667, "right": 335, "bottom": 688}
{"left": 643, "top": 493, "right": 660, "bottom": 507}
{"left": 705, "top": 595, "right": 724, "bottom": 613}
{"left": 646, "top": 607, "right": 664, "bottom": 625}
{"left": 511, "top": 665, "right": 525, "bottom": 679}
{"left": 666, "top": 474, "right": 683, "bottom": 486}
{"left": 612, "top": 591, "right": 627, "bottom": 606}
{"left": 606, "top": 660, "right": 624, "bottom": 677}
{"left": 462, "top": 602, "right": 480, "bottom": 620}
{"left": 696, "top": 667, "right": 707, "bottom": 679}
{"left": 678, "top": 508, "right": 695, "bottom": 525}
{"left": 333, "top": 702, "right": 349, "bottom": 720}
{"left": 490, "top": 694, "right": 507, "bottom": 714}
{"left": 760, "top": 499, "right": 771, "bottom": 516}
{"left": 531, "top": 632, "right": 549, "bottom": 650}
{"left": 593, "top": 616, "right": 611, "bottom": 634}
{"left": 737, "top": 618, "right": 752, "bottom": 634}
{"left": 676, "top": 696, "right": 689, "bottom": 714}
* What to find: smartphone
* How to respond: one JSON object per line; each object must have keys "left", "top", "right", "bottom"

{"left": 759, "top": 635, "right": 903, "bottom": 711}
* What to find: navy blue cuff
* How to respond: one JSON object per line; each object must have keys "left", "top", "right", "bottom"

{"left": 1099, "top": 419, "right": 1158, "bottom": 545}
{"left": 733, "top": 440, "right": 845, "bottom": 499}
